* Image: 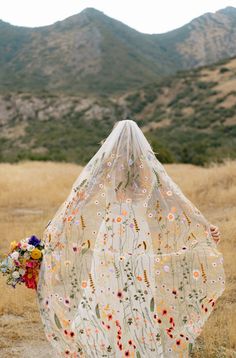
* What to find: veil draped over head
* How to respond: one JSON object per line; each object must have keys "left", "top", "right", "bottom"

{"left": 37, "top": 120, "right": 225, "bottom": 358}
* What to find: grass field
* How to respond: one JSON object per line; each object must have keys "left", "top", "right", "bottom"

{"left": 0, "top": 161, "right": 235, "bottom": 357}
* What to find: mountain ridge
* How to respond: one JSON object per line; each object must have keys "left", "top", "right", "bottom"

{"left": 0, "top": 6, "right": 236, "bottom": 94}
{"left": 1, "top": 6, "right": 236, "bottom": 32}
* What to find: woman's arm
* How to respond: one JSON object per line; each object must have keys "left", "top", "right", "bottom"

{"left": 210, "top": 224, "right": 221, "bottom": 244}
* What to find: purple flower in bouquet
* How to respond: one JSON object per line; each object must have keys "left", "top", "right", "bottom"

{"left": 28, "top": 235, "right": 41, "bottom": 247}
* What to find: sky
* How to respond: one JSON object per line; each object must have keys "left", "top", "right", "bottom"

{"left": 1, "top": 0, "right": 236, "bottom": 34}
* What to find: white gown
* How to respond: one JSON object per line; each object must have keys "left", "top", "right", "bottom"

{"left": 37, "top": 120, "right": 225, "bottom": 358}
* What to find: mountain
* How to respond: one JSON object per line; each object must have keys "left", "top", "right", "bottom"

{"left": 0, "top": 7, "right": 236, "bottom": 94}
{"left": 0, "top": 8, "right": 173, "bottom": 94}
{"left": 155, "top": 6, "right": 236, "bottom": 70}
{"left": 0, "top": 56, "right": 235, "bottom": 165}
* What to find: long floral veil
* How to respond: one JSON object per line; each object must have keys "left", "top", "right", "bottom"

{"left": 37, "top": 120, "right": 225, "bottom": 357}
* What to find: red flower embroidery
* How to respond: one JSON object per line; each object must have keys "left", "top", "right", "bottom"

{"left": 117, "top": 290, "right": 123, "bottom": 299}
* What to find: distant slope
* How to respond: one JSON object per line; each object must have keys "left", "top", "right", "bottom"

{"left": 0, "top": 56, "right": 235, "bottom": 165}
{"left": 155, "top": 6, "right": 236, "bottom": 70}
{"left": 0, "top": 7, "right": 236, "bottom": 94}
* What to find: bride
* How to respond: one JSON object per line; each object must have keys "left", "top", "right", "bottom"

{"left": 36, "top": 120, "right": 225, "bottom": 357}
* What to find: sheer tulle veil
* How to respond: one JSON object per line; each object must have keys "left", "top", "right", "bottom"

{"left": 37, "top": 120, "right": 225, "bottom": 357}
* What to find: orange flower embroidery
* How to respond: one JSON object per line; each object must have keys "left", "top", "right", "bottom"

{"left": 81, "top": 280, "right": 87, "bottom": 288}
{"left": 193, "top": 270, "right": 200, "bottom": 279}
{"left": 167, "top": 213, "right": 175, "bottom": 221}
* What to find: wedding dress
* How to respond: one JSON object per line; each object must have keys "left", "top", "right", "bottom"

{"left": 37, "top": 120, "right": 225, "bottom": 357}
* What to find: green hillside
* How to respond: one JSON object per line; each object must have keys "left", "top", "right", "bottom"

{"left": 125, "top": 58, "right": 236, "bottom": 165}
{"left": 0, "top": 56, "right": 235, "bottom": 166}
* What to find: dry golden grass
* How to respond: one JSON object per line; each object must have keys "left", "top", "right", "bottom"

{"left": 0, "top": 160, "right": 235, "bottom": 357}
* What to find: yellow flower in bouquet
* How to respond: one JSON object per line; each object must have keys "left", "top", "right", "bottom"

{"left": 10, "top": 240, "right": 18, "bottom": 252}
{"left": 31, "top": 248, "right": 42, "bottom": 260}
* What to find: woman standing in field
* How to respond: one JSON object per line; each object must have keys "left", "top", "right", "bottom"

{"left": 37, "top": 120, "right": 225, "bottom": 357}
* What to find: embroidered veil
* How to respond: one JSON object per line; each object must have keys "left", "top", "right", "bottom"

{"left": 37, "top": 119, "right": 225, "bottom": 357}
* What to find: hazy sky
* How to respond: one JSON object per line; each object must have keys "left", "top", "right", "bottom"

{"left": 1, "top": 0, "right": 236, "bottom": 33}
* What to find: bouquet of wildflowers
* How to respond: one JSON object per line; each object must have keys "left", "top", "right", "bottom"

{"left": 0, "top": 235, "right": 44, "bottom": 289}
